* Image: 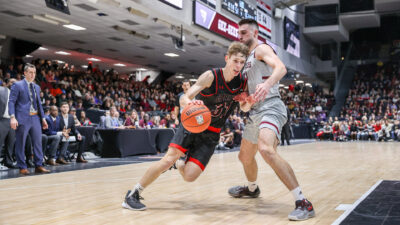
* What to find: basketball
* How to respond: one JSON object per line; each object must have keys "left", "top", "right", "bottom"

{"left": 181, "top": 104, "right": 211, "bottom": 133}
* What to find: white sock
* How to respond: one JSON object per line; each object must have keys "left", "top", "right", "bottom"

{"left": 129, "top": 183, "right": 144, "bottom": 196}
{"left": 248, "top": 181, "right": 258, "bottom": 192}
{"left": 291, "top": 186, "right": 305, "bottom": 201}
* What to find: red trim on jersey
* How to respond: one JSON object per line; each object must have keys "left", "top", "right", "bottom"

{"left": 262, "top": 76, "right": 269, "bottom": 80}
{"left": 169, "top": 143, "right": 188, "bottom": 153}
{"left": 259, "top": 121, "right": 280, "bottom": 134}
{"left": 207, "top": 126, "right": 221, "bottom": 133}
{"left": 220, "top": 69, "right": 241, "bottom": 94}
{"left": 199, "top": 69, "right": 218, "bottom": 97}
{"left": 188, "top": 157, "right": 205, "bottom": 171}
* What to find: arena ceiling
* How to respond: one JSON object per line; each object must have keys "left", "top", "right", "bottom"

{"left": 0, "top": 0, "right": 230, "bottom": 75}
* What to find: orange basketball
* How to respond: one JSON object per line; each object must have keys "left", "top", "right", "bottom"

{"left": 181, "top": 104, "right": 211, "bottom": 133}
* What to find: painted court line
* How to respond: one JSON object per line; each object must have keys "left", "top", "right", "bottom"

{"left": 331, "top": 180, "right": 383, "bottom": 225}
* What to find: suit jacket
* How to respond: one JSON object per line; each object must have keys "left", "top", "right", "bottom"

{"left": 0, "top": 86, "right": 9, "bottom": 118}
{"left": 58, "top": 114, "right": 80, "bottom": 136}
{"left": 44, "top": 115, "right": 61, "bottom": 136}
{"left": 8, "top": 80, "right": 45, "bottom": 123}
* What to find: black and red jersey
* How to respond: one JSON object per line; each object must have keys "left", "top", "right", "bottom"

{"left": 196, "top": 68, "right": 247, "bottom": 130}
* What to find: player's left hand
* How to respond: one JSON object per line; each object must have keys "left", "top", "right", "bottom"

{"left": 188, "top": 100, "right": 204, "bottom": 105}
{"left": 254, "top": 82, "right": 271, "bottom": 102}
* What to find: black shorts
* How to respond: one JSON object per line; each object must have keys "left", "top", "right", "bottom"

{"left": 169, "top": 126, "right": 220, "bottom": 171}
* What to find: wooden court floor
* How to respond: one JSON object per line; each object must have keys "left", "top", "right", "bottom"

{"left": 0, "top": 142, "right": 399, "bottom": 225}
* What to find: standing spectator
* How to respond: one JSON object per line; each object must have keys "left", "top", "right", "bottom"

{"left": 0, "top": 79, "right": 16, "bottom": 169}
{"left": 8, "top": 63, "right": 49, "bottom": 175}
{"left": 281, "top": 107, "right": 291, "bottom": 145}
{"left": 173, "top": 80, "right": 191, "bottom": 120}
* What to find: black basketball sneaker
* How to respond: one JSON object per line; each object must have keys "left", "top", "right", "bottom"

{"left": 122, "top": 190, "right": 146, "bottom": 211}
{"left": 228, "top": 185, "right": 260, "bottom": 198}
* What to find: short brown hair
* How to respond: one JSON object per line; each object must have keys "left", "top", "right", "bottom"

{"left": 238, "top": 19, "right": 259, "bottom": 30}
{"left": 226, "top": 42, "right": 249, "bottom": 57}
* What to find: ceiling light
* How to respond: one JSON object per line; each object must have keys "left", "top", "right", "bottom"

{"left": 38, "top": 47, "right": 48, "bottom": 50}
{"left": 55, "top": 51, "right": 71, "bottom": 55}
{"left": 137, "top": 68, "right": 147, "bottom": 71}
{"left": 87, "top": 57, "right": 101, "bottom": 61}
{"left": 164, "top": 53, "right": 179, "bottom": 57}
{"left": 32, "top": 15, "right": 59, "bottom": 25}
{"left": 175, "top": 75, "right": 184, "bottom": 79}
{"left": 56, "top": 60, "right": 65, "bottom": 64}
{"left": 114, "top": 63, "right": 126, "bottom": 67}
{"left": 127, "top": 7, "right": 148, "bottom": 18}
{"left": 25, "top": 55, "right": 33, "bottom": 58}
{"left": 63, "top": 24, "right": 87, "bottom": 31}
{"left": 82, "top": 65, "right": 88, "bottom": 68}
{"left": 43, "top": 14, "right": 69, "bottom": 24}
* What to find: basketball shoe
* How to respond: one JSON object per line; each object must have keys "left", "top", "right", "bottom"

{"left": 228, "top": 185, "right": 260, "bottom": 198}
{"left": 288, "top": 199, "right": 315, "bottom": 221}
{"left": 122, "top": 190, "right": 146, "bottom": 211}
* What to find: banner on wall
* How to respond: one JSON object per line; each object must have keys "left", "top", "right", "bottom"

{"left": 284, "top": 17, "right": 300, "bottom": 58}
{"left": 194, "top": 1, "right": 275, "bottom": 48}
{"left": 194, "top": 1, "right": 239, "bottom": 41}
{"left": 256, "top": 0, "right": 272, "bottom": 39}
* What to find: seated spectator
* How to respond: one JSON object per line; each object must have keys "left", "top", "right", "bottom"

{"left": 58, "top": 102, "right": 87, "bottom": 163}
{"left": 323, "top": 122, "right": 333, "bottom": 140}
{"left": 393, "top": 120, "right": 400, "bottom": 141}
{"left": 43, "top": 106, "right": 67, "bottom": 165}
{"left": 105, "top": 106, "right": 125, "bottom": 129}
{"left": 160, "top": 113, "right": 174, "bottom": 128}
{"left": 69, "top": 107, "right": 81, "bottom": 127}
{"left": 124, "top": 110, "right": 139, "bottom": 129}
{"left": 349, "top": 121, "right": 358, "bottom": 140}
{"left": 80, "top": 111, "right": 92, "bottom": 126}
{"left": 218, "top": 127, "right": 234, "bottom": 149}
{"left": 139, "top": 113, "right": 153, "bottom": 129}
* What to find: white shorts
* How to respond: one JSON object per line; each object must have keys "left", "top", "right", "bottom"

{"left": 242, "top": 97, "right": 287, "bottom": 144}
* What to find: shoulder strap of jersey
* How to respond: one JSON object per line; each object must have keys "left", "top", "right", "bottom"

{"left": 199, "top": 68, "right": 218, "bottom": 97}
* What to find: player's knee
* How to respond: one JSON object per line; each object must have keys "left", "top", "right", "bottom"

{"left": 183, "top": 175, "right": 197, "bottom": 182}
{"left": 160, "top": 156, "right": 177, "bottom": 170}
{"left": 238, "top": 151, "right": 253, "bottom": 165}
{"left": 258, "top": 145, "right": 277, "bottom": 162}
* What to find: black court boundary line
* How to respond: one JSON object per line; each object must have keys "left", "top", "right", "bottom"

{"left": 331, "top": 180, "right": 383, "bottom": 225}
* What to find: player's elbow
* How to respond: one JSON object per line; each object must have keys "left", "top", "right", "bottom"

{"left": 280, "top": 64, "right": 287, "bottom": 75}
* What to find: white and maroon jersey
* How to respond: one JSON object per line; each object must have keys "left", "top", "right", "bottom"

{"left": 242, "top": 44, "right": 280, "bottom": 100}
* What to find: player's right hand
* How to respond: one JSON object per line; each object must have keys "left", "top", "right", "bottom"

{"left": 245, "top": 94, "right": 257, "bottom": 104}
{"left": 188, "top": 100, "right": 204, "bottom": 105}
{"left": 233, "top": 92, "right": 249, "bottom": 102}
{"left": 10, "top": 117, "right": 18, "bottom": 130}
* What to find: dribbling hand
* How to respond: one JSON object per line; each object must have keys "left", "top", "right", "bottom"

{"left": 188, "top": 100, "right": 204, "bottom": 106}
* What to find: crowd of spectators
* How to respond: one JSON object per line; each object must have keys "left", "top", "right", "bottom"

{"left": 1, "top": 58, "right": 399, "bottom": 171}
{"left": 317, "top": 62, "right": 400, "bottom": 142}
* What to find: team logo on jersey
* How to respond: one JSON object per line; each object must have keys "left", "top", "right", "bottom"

{"left": 195, "top": 115, "right": 204, "bottom": 124}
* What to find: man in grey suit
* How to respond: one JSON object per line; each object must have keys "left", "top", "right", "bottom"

{"left": 8, "top": 63, "right": 50, "bottom": 175}
{"left": 0, "top": 79, "right": 16, "bottom": 169}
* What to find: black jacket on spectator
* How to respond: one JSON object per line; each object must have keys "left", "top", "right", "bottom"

{"left": 58, "top": 114, "right": 81, "bottom": 136}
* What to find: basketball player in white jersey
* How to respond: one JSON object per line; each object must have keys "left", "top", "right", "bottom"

{"left": 228, "top": 19, "right": 315, "bottom": 221}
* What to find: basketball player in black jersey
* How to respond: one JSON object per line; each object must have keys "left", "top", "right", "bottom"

{"left": 122, "top": 42, "right": 251, "bottom": 211}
